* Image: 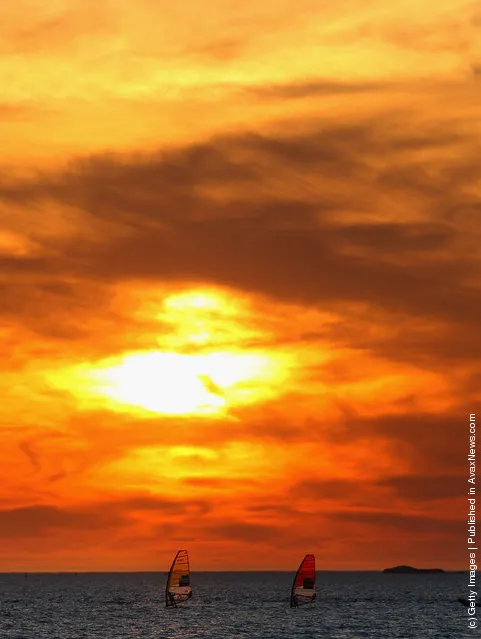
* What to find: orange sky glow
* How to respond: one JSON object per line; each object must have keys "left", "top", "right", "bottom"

{"left": 1, "top": 0, "right": 480, "bottom": 571}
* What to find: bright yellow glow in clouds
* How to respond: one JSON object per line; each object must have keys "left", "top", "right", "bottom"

{"left": 47, "top": 290, "right": 292, "bottom": 417}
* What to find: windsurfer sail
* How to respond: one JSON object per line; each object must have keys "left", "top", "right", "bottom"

{"left": 165, "top": 549, "right": 192, "bottom": 608}
{"left": 290, "top": 554, "right": 316, "bottom": 608}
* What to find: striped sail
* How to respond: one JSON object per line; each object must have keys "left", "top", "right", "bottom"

{"left": 165, "top": 549, "right": 192, "bottom": 607}
{"left": 290, "top": 554, "right": 316, "bottom": 607}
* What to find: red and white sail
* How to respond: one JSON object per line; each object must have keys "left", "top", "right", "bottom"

{"left": 290, "top": 554, "right": 316, "bottom": 607}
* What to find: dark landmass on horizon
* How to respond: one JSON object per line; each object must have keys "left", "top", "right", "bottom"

{"left": 383, "top": 565, "right": 445, "bottom": 574}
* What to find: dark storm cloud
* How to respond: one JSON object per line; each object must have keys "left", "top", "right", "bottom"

{"left": 337, "top": 412, "right": 465, "bottom": 472}
{"left": 27, "top": 213, "right": 480, "bottom": 324}
{"left": 328, "top": 510, "right": 461, "bottom": 536}
{"left": 1, "top": 115, "right": 480, "bottom": 366}
{"left": 294, "top": 474, "right": 464, "bottom": 503}
{"left": 375, "top": 475, "right": 462, "bottom": 500}
{"left": 335, "top": 316, "right": 481, "bottom": 366}
{"left": 0, "top": 118, "right": 467, "bottom": 210}
{"left": 0, "top": 496, "right": 210, "bottom": 539}
{"left": 0, "top": 276, "right": 110, "bottom": 340}
{"left": 0, "top": 504, "right": 122, "bottom": 538}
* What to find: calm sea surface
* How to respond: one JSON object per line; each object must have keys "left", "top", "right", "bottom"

{"left": 0, "top": 571, "right": 472, "bottom": 638}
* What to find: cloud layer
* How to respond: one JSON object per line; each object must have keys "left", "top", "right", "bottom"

{"left": 0, "top": 0, "right": 479, "bottom": 571}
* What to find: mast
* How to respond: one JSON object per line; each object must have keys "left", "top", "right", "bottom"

{"left": 165, "top": 550, "right": 181, "bottom": 608}
{"left": 290, "top": 567, "right": 299, "bottom": 608}
{"left": 165, "top": 549, "right": 192, "bottom": 608}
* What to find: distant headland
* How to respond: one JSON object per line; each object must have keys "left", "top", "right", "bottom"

{"left": 383, "top": 565, "right": 445, "bottom": 574}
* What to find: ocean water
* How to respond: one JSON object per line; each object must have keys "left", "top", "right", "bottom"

{"left": 0, "top": 571, "right": 472, "bottom": 639}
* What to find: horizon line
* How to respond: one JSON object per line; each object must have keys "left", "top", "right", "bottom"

{"left": 0, "top": 569, "right": 468, "bottom": 574}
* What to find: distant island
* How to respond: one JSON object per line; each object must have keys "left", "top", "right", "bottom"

{"left": 383, "top": 565, "right": 445, "bottom": 574}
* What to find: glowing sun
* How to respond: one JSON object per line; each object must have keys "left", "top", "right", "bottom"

{"left": 49, "top": 349, "right": 287, "bottom": 417}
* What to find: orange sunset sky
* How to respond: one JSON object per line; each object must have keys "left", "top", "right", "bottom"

{"left": 1, "top": 0, "right": 480, "bottom": 572}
